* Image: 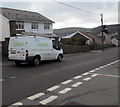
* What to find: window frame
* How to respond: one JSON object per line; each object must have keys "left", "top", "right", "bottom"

{"left": 44, "top": 23, "right": 50, "bottom": 30}
{"left": 31, "top": 22, "right": 38, "bottom": 30}
{"left": 16, "top": 21, "right": 24, "bottom": 30}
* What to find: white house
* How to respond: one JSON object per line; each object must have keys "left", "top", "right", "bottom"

{"left": 111, "top": 38, "right": 118, "bottom": 46}
{"left": 0, "top": 14, "right": 10, "bottom": 41}
{"left": 0, "top": 7, "right": 57, "bottom": 39}
{"left": 97, "top": 32, "right": 112, "bottom": 45}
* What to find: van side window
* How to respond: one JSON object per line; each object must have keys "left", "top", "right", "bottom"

{"left": 52, "top": 40, "right": 60, "bottom": 50}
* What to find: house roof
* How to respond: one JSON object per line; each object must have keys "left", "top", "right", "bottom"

{"left": 0, "top": 7, "right": 54, "bottom": 23}
{"left": 97, "top": 32, "right": 110, "bottom": 37}
{"left": 62, "top": 31, "right": 92, "bottom": 40}
{"left": 62, "top": 31, "right": 103, "bottom": 45}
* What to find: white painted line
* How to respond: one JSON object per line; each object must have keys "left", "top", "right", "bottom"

{"left": 110, "top": 62, "right": 116, "bottom": 65}
{"left": 0, "top": 79, "right": 4, "bottom": 82}
{"left": 94, "top": 73, "right": 120, "bottom": 78}
{"left": 47, "top": 86, "right": 60, "bottom": 91}
{"left": 95, "top": 68, "right": 100, "bottom": 70}
{"left": 82, "top": 72, "right": 90, "bottom": 76}
{"left": 61, "top": 80, "right": 72, "bottom": 84}
{"left": 83, "top": 77, "right": 92, "bottom": 81}
{"left": 99, "top": 66, "right": 104, "bottom": 69}
{"left": 9, "top": 76, "right": 17, "bottom": 79}
{"left": 88, "top": 60, "right": 120, "bottom": 73}
{"left": 59, "top": 88, "right": 71, "bottom": 94}
{"left": 74, "top": 75, "right": 82, "bottom": 79}
{"left": 109, "top": 60, "right": 119, "bottom": 65}
{"left": 72, "top": 82, "right": 83, "bottom": 87}
{"left": 103, "top": 65, "right": 108, "bottom": 67}
{"left": 12, "top": 102, "right": 23, "bottom": 105}
{"left": 106, "top": 63, "right": 112, "bottom": 66}
{"left": 91, "top": 74, "right": 99, "bottom": 77}
{"left": 89, "top": 70, "right": 96, "bottom": 73}
{"left": 27, "top": 92, "right": 45, "bottom": 100}
{"left": 39, "top": 96, "right": 58, "bottom": 105}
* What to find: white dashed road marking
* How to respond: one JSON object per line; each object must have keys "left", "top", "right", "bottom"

{"left": 59, "top": 88, "right": 72, "bottom": 94}
{"left": 73, "top": 75, "right": 82, "bottom": 79}
{"left": 93, "top": 73, "right": 120, "bottom": 78}
{"left": 72, "top": 82, "right": 83, "bottom": 87}
{"left": 9, "top": 76, "right": 17, "bottom": 79}
{"left": 9, "top": 60, "right": 119, "bottom": 106}
{"left": 91, "top": 74, "right": 99, "bottom": 77}
{"left": 99, "top": 66, "right": 104, "bottom": 69}
{"left": 0, "top": 79, "right": 4, "bottom": 82}
{"left": 27, "top": 92, "right": 45, "bottom": 100}
{"left": 82, "top": 72, "right": 90, "bottom": 76}
{"left": 95, "top": 68, "right": 100, "bottom": 70}
{"left": 12, "top": 102, "right": 23, "bottom": 106}
{"left": 89, "top": 70, "right": 96, "bottom": 73}
{"left": 39, "top": 96, "right": 58, "bottom": 105}
{"left": 61, "top": 80, "right": 72, "bottom": 84}
{"left": 83, "top": 77, "right": 92, "bottom": 81}
{"left": 47, "top": 85, "right": 60, "bottom": 91}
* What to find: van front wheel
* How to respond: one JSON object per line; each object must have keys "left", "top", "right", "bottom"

{"left": 33, "top": 56, "right": 40, "bottom": 66}
{"left": 57, "top": 54, "right": 63, "bottom": 62}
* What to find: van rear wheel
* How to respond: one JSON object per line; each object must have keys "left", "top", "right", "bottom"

{"left": 33, "top": 56, "right": 40, "bottom": 66}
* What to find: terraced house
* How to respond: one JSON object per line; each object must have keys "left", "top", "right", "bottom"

{"left": 0, "top": 7, "right": 56, "bottom": 41}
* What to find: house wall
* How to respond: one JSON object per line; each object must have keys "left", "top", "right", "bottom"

{"left": 10, "top": 21, "right": 25, "bottom": 37}
{"left": 0, "top": 14, "right": 10, "bottom": 41}
{"left": 97, "top": 32, "right": 111, "bottom": 45}
{"left": 10, "top": 21, "right": 53, "bottom": 36}
{"left": 62, "top": 33, "right": 89, "bottom": 45}
{"left": 111, "top": 38, "right": 118, "bottom": 46}
{"left": 24, "top": 22, "right": 53, "bottom": 34}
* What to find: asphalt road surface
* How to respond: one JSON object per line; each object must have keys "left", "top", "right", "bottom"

{"left": 2, "top": 47, "right": 119, "bottom": 106}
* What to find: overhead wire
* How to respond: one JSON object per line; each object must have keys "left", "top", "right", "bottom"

{"left": 54, "top": 0, "right": 100, "bottom": 16}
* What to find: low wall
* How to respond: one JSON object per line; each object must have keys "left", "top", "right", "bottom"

{"left": 62, "top": 45, "right": 90, "bottom": 54}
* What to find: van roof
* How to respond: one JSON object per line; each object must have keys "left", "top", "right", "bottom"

{"left": 10, "top": 36, "right": 54, "bottom": 40}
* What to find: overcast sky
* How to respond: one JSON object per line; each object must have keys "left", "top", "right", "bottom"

{"left": 1, "top": 1, "right": 118, "bottom": 29}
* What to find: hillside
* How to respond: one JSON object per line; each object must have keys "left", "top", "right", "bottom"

{"left": 53, "top": 27, "right": 91, "bottom": 37}
{"left": 53, "top": 24, "right": 119, "bottom": 37}
{"left": 90, "top": 24, "right": 120, "bottom": 35}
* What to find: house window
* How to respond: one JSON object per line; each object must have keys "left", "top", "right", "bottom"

{"left": 16, "top": 21, "right": 24, "bottom": 29}
{"left": 31, "top": 22, "right": 38, "bottom": 29}
{"left": 44, "top": 23, "right": 50, "bottom": 29}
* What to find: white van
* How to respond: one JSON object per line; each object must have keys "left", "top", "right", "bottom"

{"left": 8, "top": 35, "right": 63, "bottom": 66}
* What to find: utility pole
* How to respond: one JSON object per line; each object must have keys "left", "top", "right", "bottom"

{"left": 101, "top": 14, "right": 104, "bottom": 51}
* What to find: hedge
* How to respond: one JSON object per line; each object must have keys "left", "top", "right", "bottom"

{"left": 62, "top": 45, "right": 90, "bottom": 54}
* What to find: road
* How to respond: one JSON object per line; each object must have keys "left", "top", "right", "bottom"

{"left": 2, "top": 47, "right": 119, "bottom": 106}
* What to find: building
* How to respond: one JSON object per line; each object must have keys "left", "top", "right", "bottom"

{"left": 97, "top": 32, "right": 112, "bottom": 45}
{"left": 0, "top": 14, "right": 10, "bottom": 41}
{"left": 111, "top": 38, "right": 118, "bottom": 46}
{"left": 0, "top": 7, "right": 57, "bottom": 41}
{"left": 62, "top": 31, "right": 102, "bottom": 46}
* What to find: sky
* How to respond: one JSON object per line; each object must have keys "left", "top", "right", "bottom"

{"left": 0, "top": 0, "right": 119, "bottom": 29}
